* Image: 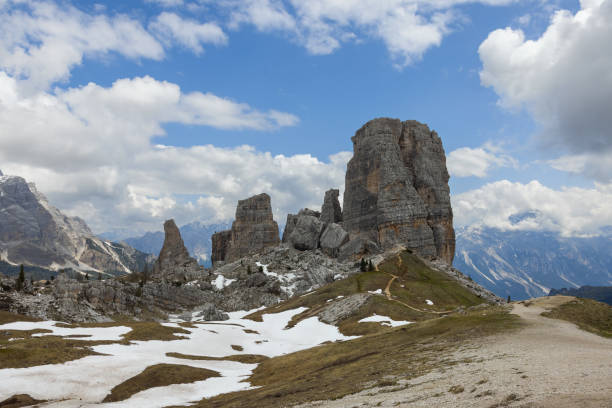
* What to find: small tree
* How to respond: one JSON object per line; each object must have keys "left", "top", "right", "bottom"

{"left": 15, "top": 264, "right": 25, "bottom": 291}
{"left": 258, "top": 265, "right": 264, "bottom": 273}
{"left": 85, "top": 272, "right": 89, "bottom": 281}
{"left": 98, "top": 273, "right": 102, "bottom": 281}
{"left": 360, "top": 258, "right": 367, "bottom": 272}
{"left": 507, "top": 295, "right": 511, "bottom": 303}
{"left": 30, "top": 276, "right": 33, "bottom": 285}
{"left": 368, "top": 260, "right": 374, "bottom": 272}
{"left": 50, "top": 275, "right": 55, "bottom": 282}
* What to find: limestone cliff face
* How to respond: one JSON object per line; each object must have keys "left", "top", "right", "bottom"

{"left": 152, "top": 219, "right": 204, "bottom": 282}
{"left": 342, "top": 118, "right": 455, "bottom": 264}
{"left": 211, "top": 193, "right": 280, "bottom": 265}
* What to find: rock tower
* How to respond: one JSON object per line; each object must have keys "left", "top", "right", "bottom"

{"left": 211, "top": 193, "right": 280, "bottom": 265}
{"left": 342, "top": 118, "right": 455, "bottom": 264}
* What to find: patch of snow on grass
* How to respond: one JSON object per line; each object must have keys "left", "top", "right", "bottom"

{"left": 358, "top": 314, "right": 413, "bottom": 327}
{"left": 426, "top": 299, "right": 434, "bottom": 305}
{"left": 368, "top": 289, "right": 382, "bottom": 295}
{"left": 0, "top": 321, "right": 130, "bottom": 341}
{"left": 0, "top": 307, "right": 356, "bottom": 407}
{"left": 256, "top": 262, "right": 300, "bottom": 297}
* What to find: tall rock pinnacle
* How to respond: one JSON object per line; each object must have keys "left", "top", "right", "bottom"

{"left": 152, "top": 219, "right": 204, "bottom": 282}
{"left": 342, "top": 118, "right": 455, "bottom": 264}
{"left": 211, "top": 193, "right": 280, "bottom": 265}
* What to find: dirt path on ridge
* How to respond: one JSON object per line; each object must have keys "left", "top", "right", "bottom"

{"left": 296, "top": 296, "right": 612, "bottom": 408}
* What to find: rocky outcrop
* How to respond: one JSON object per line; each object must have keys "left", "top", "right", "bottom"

{"left": 0, "top": 172, "right": 151, "bottom": 274}
{"left": 320, "top": 189, "right": 342, "bottom": 224}
{"left": 342, "top": 118, "right": 455, "bottom": 264}
{"left": 319, "top": 223, "right": 349, "bottom": 257}
{"left": 287, "top": 215, "right": 325, "bottom": 251}
{"left": 152, "top": 219, "right": 206, "bottom": 283}
{"left": 211, "top": 193, "right": 280, "bottom": 265}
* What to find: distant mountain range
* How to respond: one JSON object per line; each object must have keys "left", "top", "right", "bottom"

{"left": 549, "top": 286, "right": 612, "bottom": 306}
{"left": 123, "top": 221, "right": 231, "bottom": 267}
{"left": 0, "top": 171, "right": 151, "bottom": 277}
{"left": 454, "top": 227, "right": 612, "bottom": 300}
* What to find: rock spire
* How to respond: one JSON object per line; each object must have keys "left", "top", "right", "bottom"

{"left": 152, "top": 219, "right": 204, "bottom": 282}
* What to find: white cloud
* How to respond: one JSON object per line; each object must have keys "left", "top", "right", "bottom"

{"left": 453, "top": 180, "right": 612, "bottom": 237}
{"left": 0, "top": 0, "right": 164, "bottom": 92}
{"left": 149, "top": 12, "right": 227, "bottom": 54}
{"left": 217, "top": 0, "right": 515, "bottom": 67}
{"left": 447, "top": 142, "right": 517, "bottom": 178}
{"left": 479, "top": 0, "right": 612, "bottom": 179}
{"left": 0, "top": 70, "right": 340, "bottom": 235}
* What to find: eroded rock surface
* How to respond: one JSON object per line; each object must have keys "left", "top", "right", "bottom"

{"left": 152, "top": 219, "right": 205, "bottom": 283}
{"left": 211, "top": 194, "right": 280, "bottom": 265}
{"left": 320, "top": 189, "right": 342, "bottom": 224}
{"left": 342, "top": 118, "right": 455, "bottom": 264}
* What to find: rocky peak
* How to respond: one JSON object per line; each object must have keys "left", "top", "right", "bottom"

{"left": 0, "top": 172, "right": 149, "bottom": 274}
{"left": 342, "top": 118, "right": 455, "bottom": 264}
{"left": 320, "top": 189, "right": 342, "bottom": 224}
{"left": 152, "top": 219, "right": 204, "bottom": 282}
{"left": 211, "top": 193, "right": 280, "bottom": 265}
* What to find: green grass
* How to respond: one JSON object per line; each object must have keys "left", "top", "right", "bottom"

{"left": 246, "top": 251, "right": 486, "bottom": 336}
{"left": 184, "top": 306, "right": 521, "bottom": 408}
{"left": 103, "top": 364, "right": 220, "bottom": 402}
{"left": 541, "top": 298, "right": 612, "bottom": 338}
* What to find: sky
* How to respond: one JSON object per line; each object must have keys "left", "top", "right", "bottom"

{"left": 0, "top": 0, "right": 611, "bottom": 239}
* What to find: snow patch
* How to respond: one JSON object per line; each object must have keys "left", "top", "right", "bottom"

{"left": 213, "top": 274, "right": 236, "bottom": 290}
{"left": 358, "top": 314, "right": 412, "bottom": 327}
{"left": 426, "top": 299, "right": 434, "bottom": 305}
{"left": 368, "top": 289, "right": 382, "bottom": 295}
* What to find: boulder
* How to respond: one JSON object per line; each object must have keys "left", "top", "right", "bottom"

{"left": 342, "top": 118, "right": 455, "bottom": 264}
{"left": 319, "top": 223, "right": 349, "bottom": 257}
{"left": 320, "top": 189, "right": 342, "bottom": 224}
{"left": 287, "top": 215, "right": 325, "bottom": 251}
{"left": 199, "top": 303, "right": 229, "bottom": 321}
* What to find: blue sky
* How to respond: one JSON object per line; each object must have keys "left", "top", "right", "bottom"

{"left": 0, "top": 0, "right": 610, "bottom": 238}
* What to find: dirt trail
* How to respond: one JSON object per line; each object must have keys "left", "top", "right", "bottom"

{"left": 297, "top": 296, "right": 612, "bottom": 408}
{"left": 383, "top": 271, "right": 454, "bottom": 315}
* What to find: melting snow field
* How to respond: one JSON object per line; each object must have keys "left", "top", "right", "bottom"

{"left": 0, "top": 308, "right": 356, "bottom": 407}
{"left": 357, "top": 314, "right": 413, "bottom": 327}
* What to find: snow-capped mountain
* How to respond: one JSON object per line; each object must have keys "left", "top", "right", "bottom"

{"left": 124, "top": 221, "right": 231, "bottom": 267}
{"left": 454, "top": 227, "right": 612, "bottom": 300}
{"left": 0, "top": 171, "right": 150, "bottom": 275}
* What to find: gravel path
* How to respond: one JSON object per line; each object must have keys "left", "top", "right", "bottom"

{"left": 296, "top": 296, "right": 612, "bottom": 408}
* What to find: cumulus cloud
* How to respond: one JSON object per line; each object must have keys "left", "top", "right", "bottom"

{"left": 447, "top": 142, "right": 517, "bottom": 178}
{"left": 479, "top": 0, "right": 612, "bottom": 180}
{"left": 452, "top": 180, "right": 612, "bottom": 237}
{"left": 0, "top": 0, "right": 164, "bottom": 92}
{"left": 0, "top": 70, "right": 339, "bottom": 235}
{"left": 149, "top": 12, "right": 227, "bottom": 54}
{"left": 217, "top": 0, "right": 514, "bottom": 67}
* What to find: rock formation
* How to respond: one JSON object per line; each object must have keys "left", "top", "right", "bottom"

{"left": 211, "top": 193, "right": 280, "bottom": 265}
{"left": 342, "top": 118, "right": 455, "bottom": 264}
{"left": 283, "top": 190, "right": 348, "bottom": 256}
{"left": 0, "top": 172, "right": 150, "bottom": 274}
{"left": 320, "top": 189, "right": 342, "bottom": 224}
{"left": 152, "top": 219, "right": 205, "bottom": 283}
